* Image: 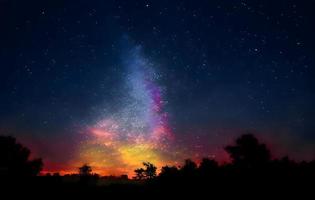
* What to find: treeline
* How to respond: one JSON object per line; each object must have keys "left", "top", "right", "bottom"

{"left": 0, "top": 134, "right": 315, "bottom": 184}
{"left": 133, "top": 134, "right": 315, "bottom": 183}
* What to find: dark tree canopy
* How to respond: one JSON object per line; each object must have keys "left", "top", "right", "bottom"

{"left": 181, "top": 159, "right": 197, "bottom": 177}
{"left": 0, "top": 135, "right": 43, "bottom": 176}
{"left": 182, "top": 159, "right": 197, "bottom": 171}
{"left": 134, "top": 168, "right": 145, "bottom": 180}
{"left": 225, "top": 134, "right": 271, "bottom": 168}
{"left": 133, "top": 162, "right": 157, "bottom": 180}
{"left": 159, "top": 166, "right": 179, "bottom": 178}
{"left": 143, "top": 162, "right": 157, "bottom": 179}
{"left": 198, "top": 158, "right": 219, "bottom": 175}
{"left": 79, "top": 164, "right": 92, "bottom": 176}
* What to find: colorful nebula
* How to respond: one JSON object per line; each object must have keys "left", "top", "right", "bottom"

{"left": 73, "top": 45, "right": 179, "bottom": 176}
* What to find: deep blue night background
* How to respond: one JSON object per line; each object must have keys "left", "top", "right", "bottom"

{"left": 0, "top": 0, "right": 314, "bottom": 174}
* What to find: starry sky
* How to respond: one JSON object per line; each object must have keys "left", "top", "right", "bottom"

{"left": 0, "top": 0, "right": 314, "bottom": 175}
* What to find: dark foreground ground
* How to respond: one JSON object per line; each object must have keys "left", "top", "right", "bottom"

{"left": 1, "top": 175, "right": 313, "bottom": 198}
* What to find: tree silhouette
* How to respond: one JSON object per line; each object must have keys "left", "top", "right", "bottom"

{"left": 159, "top": 165, "right": 179, "bottom": 179}
{"left": 53, "top": 172, "right": 61, "bottom": 177}
{"left": 0, "top": 135, "right": 43, "bottom": 176}
{"left": 198, "top": 158, "right": 219, "bottom": 177}
{"left": 143, "top": 162, "right": 157, "bottom": 179}
{"left": 225, "top": 134, "right": 271, "bottom": 168}
{"left": 79, "top": 164, "right": 92, "bottom": 176}
{"left": 134, "top": 162, "right": 157, "bottom": 180}
{"left": 181, "top": 159, "right": 197, "bottom": 178}
{"left": 182, "top": 159, "right": 197, "bottom": 171}
{"left": 134, "top": 168, "right": 145, "bottom": 180}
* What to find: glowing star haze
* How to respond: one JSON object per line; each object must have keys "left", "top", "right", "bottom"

{"left": 76, "top": 45, "right": 176, "bottom": 176}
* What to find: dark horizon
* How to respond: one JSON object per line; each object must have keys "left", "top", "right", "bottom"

{"left": 1, "top": 133, "right": 315, "bottom": 198}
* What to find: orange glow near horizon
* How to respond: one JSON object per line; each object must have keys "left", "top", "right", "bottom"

{"left": 41, "top": 45, "right": 185, "bottom": 177}
{"left": 45, "top": 123, "right": 178, "bottom": 177}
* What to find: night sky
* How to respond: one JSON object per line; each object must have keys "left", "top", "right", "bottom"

{"left": 1, "top": 0, "right": 314, "bottom": 175}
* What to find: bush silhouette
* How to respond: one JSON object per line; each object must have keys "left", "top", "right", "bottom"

{"left": 0, "top": 135, "right": 43, "bottom": 176}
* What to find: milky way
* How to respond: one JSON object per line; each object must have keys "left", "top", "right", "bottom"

{"left": 75, "top": 43, "right": 178, "bottom": 176}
